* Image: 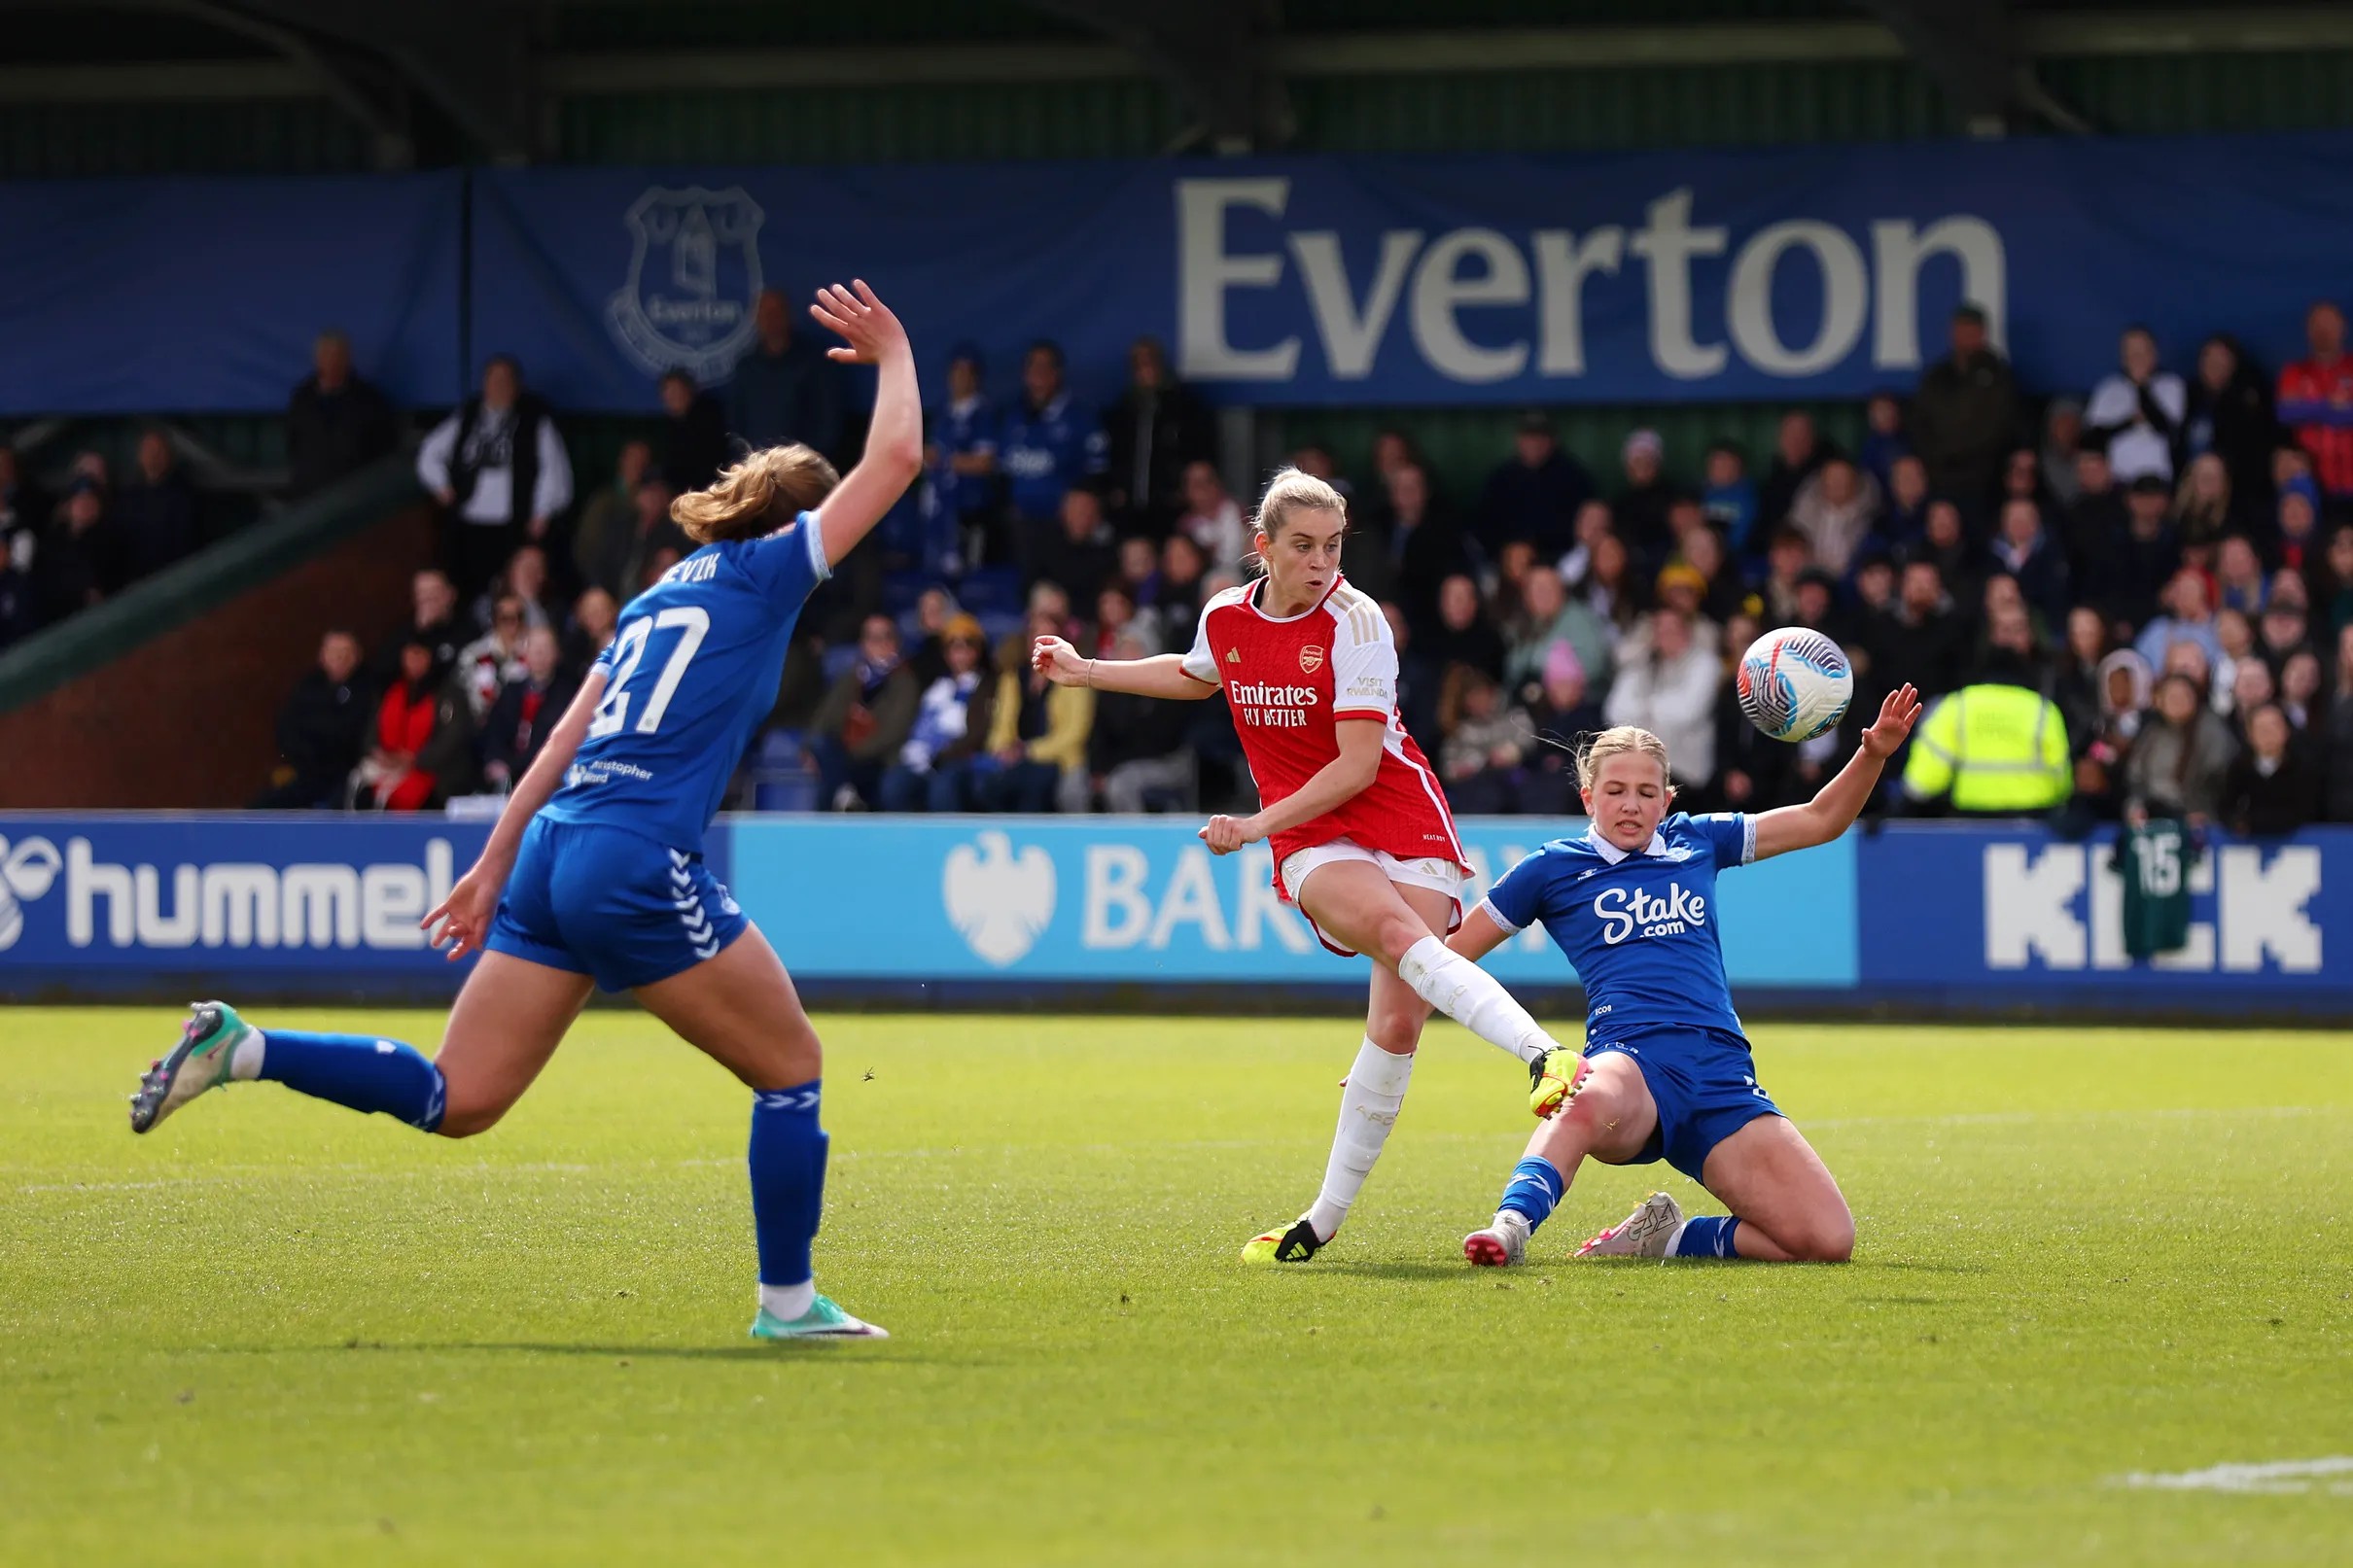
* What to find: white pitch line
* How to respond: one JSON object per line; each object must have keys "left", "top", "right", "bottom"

{"left": 2117, "top": 1457, "right": 2353, "bottom": 1494}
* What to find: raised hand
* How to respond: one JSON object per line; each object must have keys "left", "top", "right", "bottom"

{"left": 1860, "top": 682, "right": 1923, "bottom": 760}
{"left": 808, "top": 279, "right": 908, "bottom": 366}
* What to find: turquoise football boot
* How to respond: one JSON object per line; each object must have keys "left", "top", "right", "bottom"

{"left": 750, "top": 1295, "right": 890, "bottom": 1341}
{"left": 129, "top": 1001, "right": 256, "bottom": 1134}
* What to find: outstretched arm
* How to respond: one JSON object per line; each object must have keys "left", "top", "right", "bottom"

{"left": 421, "top": 668, "right": 608, "bottom": 959}
{"left": 1752, "top": 683, "right": 1921, "bottom": 861}
{"left": 1033, "top": 637, "right": 1216, "bottom": 702}
{"left": 809, "top": 281, "right": 923, "bottom": 570}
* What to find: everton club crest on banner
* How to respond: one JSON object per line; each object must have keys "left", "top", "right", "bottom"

{"left": 602, "top": 186, "right": 766, "bottom": 384}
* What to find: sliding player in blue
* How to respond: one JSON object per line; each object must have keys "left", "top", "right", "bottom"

{"left": 1457, "top": 686, "right": 1919, "bottom": 1268}
{"left": 129, "top": 280, "right": 921, "bottom": 1342}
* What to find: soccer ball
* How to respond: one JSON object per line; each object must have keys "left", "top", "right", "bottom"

{"left": 1737, "top": 627, "right": 1853, "bottom": 743}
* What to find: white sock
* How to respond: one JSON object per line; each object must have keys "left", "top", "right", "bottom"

{"left": 758, "top": 1279, "right": 816, "bottom": 1320}
{"left": 228, "top": 1030, "right": 266, "bottom": 1082}
{"left": 1306, "top": 1039, "right": 1414, "bottom": 1242}
{"left": 1396, "top": 936, "right": 1556, "bottom": 1065}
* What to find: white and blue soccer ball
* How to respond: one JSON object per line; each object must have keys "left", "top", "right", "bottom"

{"left": 1737, "top": 627, "right": 1853, "bottom": 743}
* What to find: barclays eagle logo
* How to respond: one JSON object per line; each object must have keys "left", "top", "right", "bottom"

{"left": 941, "top": 831, "right": 1055, "bottom": 968}
{"left": 604, "top": 186, "right": 765, "bottom": 384}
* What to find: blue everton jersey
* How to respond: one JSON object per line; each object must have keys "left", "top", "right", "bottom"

{"left": 1000, "top": 392, "right": 1106, "bottom": 519}
{"left": 542, "top": 514, "right": 829, "bottom": 851}
{"left": 1482, "top": 812, "right": 1757, "bottom": 1044}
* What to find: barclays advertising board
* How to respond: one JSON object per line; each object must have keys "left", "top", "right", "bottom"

{"left": 729, "top": 818, "right": 1856, "bottom": 989}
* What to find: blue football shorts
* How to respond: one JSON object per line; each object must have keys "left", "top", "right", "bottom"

{"left": 485, "top": 816, "right": 748, "bottom": 992}
{"left": 1586, "top": 1027, "right": 1783, "bottom": 1185}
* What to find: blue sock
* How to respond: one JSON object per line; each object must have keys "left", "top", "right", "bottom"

{"left": 257, "top": 1029, "right": 444, "bottom": 1132}
{"left": 1668, "top": 1215, "right": 1742, "bottom": 1259}
{"left": 749, "top": 1081, "right": 828, "bottom": 1289}
{"left": 1497, "top": 1156, "right": 1564, "bottom": 1232}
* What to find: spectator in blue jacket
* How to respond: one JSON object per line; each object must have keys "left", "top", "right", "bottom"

{"left": 1858, "top": 390, "right": 1911, "bottom": 498}
{"left": 1000, "top": 340, "right": 1106, "bottom": 575}
{"left": 1702, "top": 442, "right": 1759, "bottom": 561}
{"left": 724, "top": 288, "right": 845, "bottom": 460}
{"left": 925, "top": 342, "right": 1001, "bottom": 569}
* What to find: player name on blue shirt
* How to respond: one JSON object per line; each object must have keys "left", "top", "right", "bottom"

{"left": 543, "top": 513, "right": 830, "bottom": 853}
{"left": 1481, "top": 811, "right": 1758, "bottom": 1044}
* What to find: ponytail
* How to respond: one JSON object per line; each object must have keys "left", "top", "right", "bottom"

{"left": 671, "top": 443, "right": 840, "bottom": 545}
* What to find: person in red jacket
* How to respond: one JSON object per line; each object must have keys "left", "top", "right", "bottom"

{"left": 362, "top": 635, "right": 442, "bottom": 811}
{"left": 2277, "top": 300, "right": 2353, "bottom": 506}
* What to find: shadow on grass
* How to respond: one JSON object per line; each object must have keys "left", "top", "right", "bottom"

{"left": 1299, "top": 1260, "right": 1480, "bottom": 1280}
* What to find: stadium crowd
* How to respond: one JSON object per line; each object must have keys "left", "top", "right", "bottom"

{"left": 11, "top": 284, "right": 2349, "bottom": 833}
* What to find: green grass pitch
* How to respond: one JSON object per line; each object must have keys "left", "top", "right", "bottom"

{"left": 4, "top": 1007, "right": 2350, "bottom": 1566}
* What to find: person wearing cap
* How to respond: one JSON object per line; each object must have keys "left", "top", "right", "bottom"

{"left": 1911, "top": 302, "right": 2019, "bottom": 513}
{"left": 2100, "top": 473, "right": 2184, "bottom": 628}
{"left": 1651, "top": 559, "right": 1723, "bottom": 655}
{"left": 1614, "top": 428, "right": 1674, "bottom": 560}
{"left": 1477, "top": 411, "right": 1594, "bottom": 562}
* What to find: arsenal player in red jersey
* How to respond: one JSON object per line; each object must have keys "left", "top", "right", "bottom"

{"left": 1034, "top": 469, "right": 1585, "bottom": 1264}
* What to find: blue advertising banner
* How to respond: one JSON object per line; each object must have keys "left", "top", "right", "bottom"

{"left": 0, "top": 815, "right": 489, "bottom": 990}
{"left": 0, "top": 174, "right": 465, "bottom": 416}
{"left": 730, "top": 817, "right": 1856, "bottom": 990}
{"left": 8, "top": 813, "right": 2348, "bottom": 1016}
{"left": 471, "top": 135, "right": 2353, "bottom": 413}
{"left": 1854, "top": 822, "right": 2350, "bottom": 1008}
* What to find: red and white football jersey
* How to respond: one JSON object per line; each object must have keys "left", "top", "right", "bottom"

{"left": 1182, "top": 575, "right": 1466, "bottom": 899}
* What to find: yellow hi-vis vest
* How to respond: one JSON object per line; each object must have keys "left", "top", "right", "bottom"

{"left": 1901, "top": 683, "right": 2073, "bottom": 812}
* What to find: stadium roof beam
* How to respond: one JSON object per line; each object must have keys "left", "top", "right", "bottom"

{"left": 532, "top": 9, "right": 2353, "bottom": 95}
{"left": 1, "top": 0, "right": 420, "bottom": 168}
{"left": 12, "top": 10, "right": 2353, "bottom": 114}
{"left": 1017, "top": 0, "right": 1292, "bottom": 153}
{"left": 221, "top": 0, "right": 543, "bottom": 164}
{"left": 1859, "top": 0, "right": 2090, "bottom": 136}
